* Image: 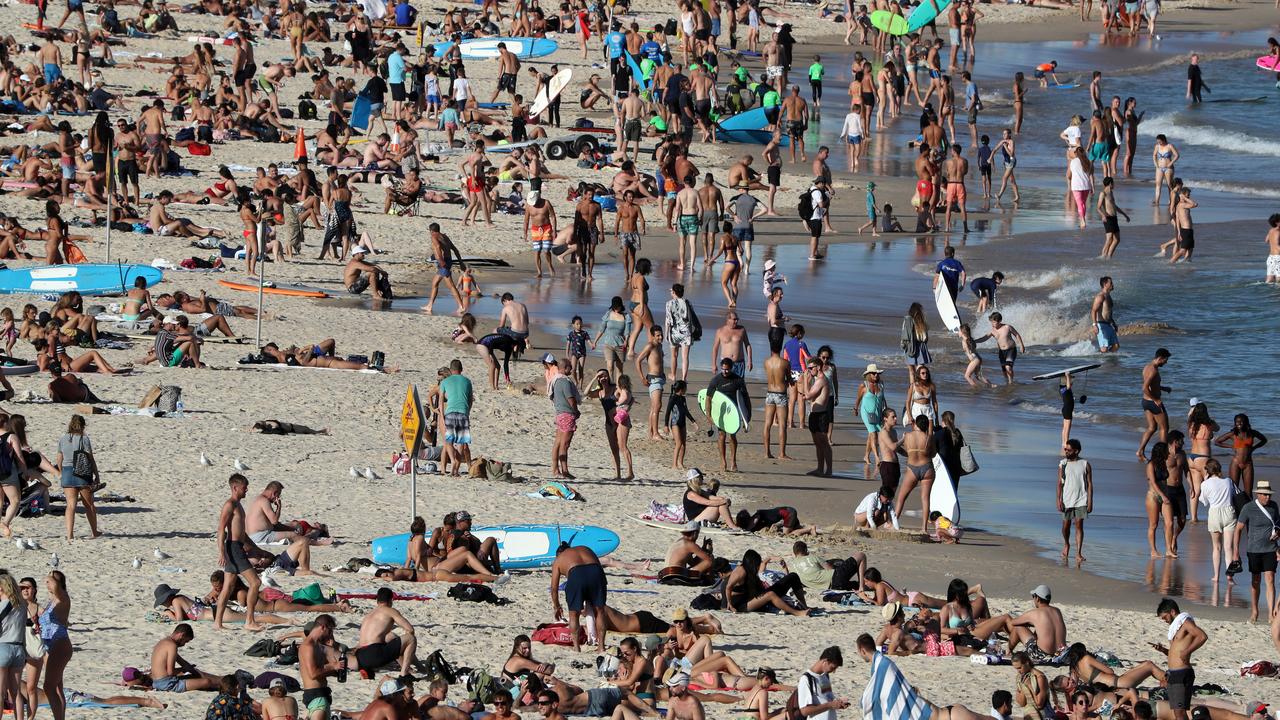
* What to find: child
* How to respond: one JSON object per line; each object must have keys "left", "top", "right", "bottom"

{"left": 761, "top": 258, "right": 786, "bottom": 298}
{"left": 959, "top": 323, "right": 995, "bottom": 389}
{"left": 439, "top": 99, "right": 460, "bottom": 145}
{"left": 857, "top": 182, "right": 878, "bottom": 237}
{"left": 807, "top": 55, "right": 824, "bottom": 110}
{"left": 614, "top": 375, "right": 635, "bottom": 481}
{"left": 880, "top": 203, "right": 903, "bottom": 233}
{"left": 664, "top": 380, "right": 697, "bottom": 468}
{"left": 782, "top": 324, "right": 810, "bottom": 428}
{"left": 565, "top": 315, "right": 590, "bottom": 385}
{"left": 0, "top": 308, "right": 16, "bottom": 355}
{"left": 928, "top": 511, "right": 964, "bottom": 543}
{"left": 976, "top": 135, "right": 993, "bottom": 198}
{"left": 973, "top": 312, "right": 1025, "bottom": 384}
{"left": 458, "top": 267, "right": 481, "bottom": 313}
{"left": 1034, "top": 60, "right": 1060, "bottom": 88}
{"left": 424, "top": 65, "right": 441, "bottom": 119}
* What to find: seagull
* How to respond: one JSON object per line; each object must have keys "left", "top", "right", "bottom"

{"left": 48, "top": 552, "right": 59, "bottom": 569}
{"left": 234, "top": 458, "right": 249, "bottom": 472}
{"left": 349, "top": 466, "right": 360, "bottom": 478}
{"left": 13, "top": 539, "right": 25, "bottom": 550}
{"left": 199, "top": 451, "right": 213, "bottom": 466}
{"left": 154, "top": 547, "right": 172, "bottom": 561}
{"left": 24, "top": 539, "right": 38, "bottom": 550}
{"left": 362, "top": 467, "right": 381, "bottom": 480}
{"left": 131, "top": 557, "right": 143, "bottom": 570}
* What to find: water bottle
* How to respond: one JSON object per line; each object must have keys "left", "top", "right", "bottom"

{"left": 173, "top": 399, "right": 185, "bottom": 418}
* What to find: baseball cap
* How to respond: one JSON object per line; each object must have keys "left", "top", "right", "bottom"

{"left": 381, "top": 677, "right": 408, "bottom": 695}
{"left": 456, "top": 510, "right": 472, "bottom": 521}
{"left": 686, "top": 468, "right": 704, "bottom": 481}
{"left": 352, "top": 246, "right": 369, "bottom": 255}
{"left": 541, "top": 352, "right": 556, "bottom": 364}
{"left": 122, "top": 667, "right": 143, "bottom": 682}
{"left": 1031, "top": 585, "right": 1052, "bottom": 601}
{"left": 680, "top": 520, "right": 700, "bottom": 533}
{"left": 269, "top": 678, "right": 286, "bottom": 690}
{"left": 666, "top": 672, "right": 691, "bottom": 688}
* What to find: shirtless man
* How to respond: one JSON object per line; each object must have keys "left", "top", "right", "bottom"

{"left": 726, "top": 155, "right": 766, "bottom": 192}
{"left": 148, "top": 192, "right": 224, "bottom": 239}
{"left": 615, "top": 191, "right": 646, "bottom": 280}
{"left": 1009, "top": 585, "right": 1067, "bottom": 664}
{"left": 674, "top": 175, "right": 703, "bottom": 272}
{"left": 763, "top": 335, "right": 793, "bottom": 460}
{"left": 1169, "top": 187, "right": 1198, "bottom": 264}
{"left": 634, "top": 326, "right": 668, "bottom": 442}
{"left": 942, "top": 143, "right": 969, "bottom": 233}
{"left": 356, "top": 589, "right": 420, "bottom": 677}
{"left": 115, "top": 119, "right": 142, "bottom": 206}
{"left": 619, "top": 90, "right": 645, "bottom": 161}
{"left": 762, "top": 132, "right": 783, "bottom": 215}
{"left": 1265, "top": 213, "right": 1280, "bottom": 284}
{"left": 973, "top": 312, "right": 1025, "bottom": 384}
{"left": 877, "top": 603, "right": 923, "bottom": 656}
{"left": 697, "top": 175, "right": 724, "bottom": 266}
{"left": 690, "top": 69, "right": 718, "bottom": 143}
{"left": 574, "top": 188, "right": 604, "bottom": 277}
{"left": 344, "top": 248, "right": 391, "bottom": 299}
{"left": 524, "top": 190, "right": 557, "bottom": 278}
{"left": 497, "top": 293, "right": 529, "bottom": 345}
{"left": 150, "top": 624, "right": 219, "bottom": 693}
{"left": 1091, "top": 276, "right": 1119, "bottom": 353}
{"left": 1150, "top": 600, "right": 1204, "bottom": 720}
{"left": 665, "top": 523, "right": 715, "bottom": 575}
{"left": 550, "top": 545, "right": 607, "bottom": 651}
{"left": 491, "top": 43, "right": 521, "bottom": 104}
{"left": 803, "top": 358, "right": 832, "bottom": 477}
{"left": 1138, "top": 348, "right": 1172, "bottom": 460}
{"left": 664, "top": 676, "right": 706, "bottom": 720}
{"left": 214, "top": 473, "right": 263, "bottom": 630}
{"left": 875, "top": 408, "right": 903, "bottom": 491}
{"left": 246, "top": 481, "right": 323, "bottom": 547}
{"left": 782, "top": 86, "right": 808, "bottom": 162}
{"left": 709, "top": 311, "right": 751, "bottom": 376}
{"left": 139, "top": 99, "right": 168, "bottom": 177}
{"left": 362, "top": 677, "right": 418, "bottom": 720}
{"left": 299, "top": 615, "right": 343, "bottom": 720}
{"left": 424, "top": 223, "right": 465, "bottom": 315}
{"left": 893, "top": 415, "right": 935, "bottom": 532}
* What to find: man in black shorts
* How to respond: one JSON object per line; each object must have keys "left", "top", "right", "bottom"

{"left": 550, "top": 544, "right": 607, "bottom": 651}
{"left": 1232, "top": 482, "right": 1279, "bottom": 622}
{"left": 803, "top": 357, "right": 833, "bottom": 476}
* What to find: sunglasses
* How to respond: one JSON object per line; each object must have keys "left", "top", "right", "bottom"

{"left": 494, "top": 702, "right": 511, "bottom": 707}
{"left": 537, "top": 701, "right": 553, "bottom": 706}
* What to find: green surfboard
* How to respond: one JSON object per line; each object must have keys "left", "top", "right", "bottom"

{"left": 869, "top": 10, "right": 909, "bottom": 35}
{"left": 697, "top": 389, "right": 750, "bottom": 435}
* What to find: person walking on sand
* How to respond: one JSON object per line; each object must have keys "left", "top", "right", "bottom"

{"left": 550, "top": 544, "right": 606, "bottom": 652}
{"left": 1057, "top": 439, "right": 1093, "bottom": 565}
{"left": 1198, "top": 459, "right": 1238, "bottom": 584}
{"left": 763, "top": 335, "right": 793, "bottom": 461}
{"left": 1138, "top": 348, "right": 1171, "bottom": 460}
{"left": 1152, "top": 598, "right": 1206, "bottom": 720}
{"left": 214, "top": 473, "right": 263, "bottom": 631}
{"left": 1232, "top": 480, "right": 1279, "bottom": 623}
{"left": 1091, "top": 276, "right": 1119, "bottom": 353}
{"left": 54, "top": 415, "right": 99, "bottom": 540}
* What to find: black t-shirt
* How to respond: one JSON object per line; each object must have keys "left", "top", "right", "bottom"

{"left": 665, "top": 72, "right": 686, "bottom": 103}
{"left": 364, "top": 76, "right": 387, "bottom": 105}
{"left": 707, "top": 371, "right": 746, "bottom": 401}
{"left": 611, "top": 63, "right": 631, "bottom": 94}
{"left": 1187, "top": 64, "right": 1203, "bottom": 89}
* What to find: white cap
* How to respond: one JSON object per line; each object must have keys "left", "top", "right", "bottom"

{"left": 541, "top": 352, "right": 556, "bottom": 364}
{"left": 686, "top": 468, "right": 704, "bottom": 481}
{"left": 1188, "top": 397, "right": 1200, "bottom": 407}
{"left": 380, "top": 678, "right": 407, "bottom": 695}
{"left": 680, "top": 520, "right": 700, "bottom": 533}
{"left": 352, "top": 246, "right": 369, "bottom": 255}
{"left": 1031, "top": 584, "right": 1051, "bottom": 601}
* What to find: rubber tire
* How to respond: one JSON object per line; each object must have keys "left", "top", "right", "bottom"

{"left": 574, "top": 135, "right": 600, "bottom": 155}
{"left": 546, "top": 140, "right": 568, "bottom": 160}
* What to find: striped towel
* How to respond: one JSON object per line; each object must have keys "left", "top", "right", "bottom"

{"left": 861, "top": 652, "right": 932, "bottom": 720}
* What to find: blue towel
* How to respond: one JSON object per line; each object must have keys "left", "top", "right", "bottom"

{"left": 861, "top": 652, "right": 932, "bottom": 720}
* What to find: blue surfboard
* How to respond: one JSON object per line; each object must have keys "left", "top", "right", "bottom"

{"left": 718, "top": 106, "right": 770, "bottom": 133}
{"left": 718, "top": 128, "right": 789, "bottom": 146}
{"left": 371, "top": 524, "right": 620, "bottom": 569}
{"left": 906, "top": 0, "right": 955, "bottom": 32}
{"left": 432, "top": 37, "right": 558, "bottom": 59}
{"left": 0, "top": 264, "right": 163, "bottom": 296}
{"left": 625, "top": 52, "right": 651, "bottom": 91}
{"left": 351, "top": 94, "right": 372, "bottom": 132}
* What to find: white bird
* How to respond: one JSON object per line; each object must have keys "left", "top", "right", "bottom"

{"left": 362, "top": 467, "right": 381, "bottom": 480}
{"left": 349, "top": 466, "right": 360, "bottom": 478}
{"left": 14, "top": 539, "right": 25, "bottom": 550}
{"left": 154, "top": 547, "right": 172, "bottom": 560}
{"left": 199, "top": 451, "right": 213, "bottom": 466}
{"left": 24, "top": 539, "right": 38, "bottom": 550}
{"left": 131, "top": 557, "right": 143, "bottom": 570}
{"left": 234, "top": 458, "right": 249, "bottom": 472}
{"left": 48, "top": 552, "right": 59, "bottom": 569}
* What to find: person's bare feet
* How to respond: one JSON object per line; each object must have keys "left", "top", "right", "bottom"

{"left": 780, "top": 454, "right": 795, "bottom": 460}
{"left": 244, "top": 622, "right": 265, "bottom": 632}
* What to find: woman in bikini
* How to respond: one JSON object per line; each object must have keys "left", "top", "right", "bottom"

{"left": 1012, "top": 652, "right": 1053, "bottom": 720}
{"left": 937, "top": 579, "right": 1013, "bottom": 652}
{"left": 710, "top": 222, "right": 741, "bottom": 308}
{"left": 382, "top": 516, "right": 497, "bottom": 582}
{"left": 626, "top": 259, "right": 654, "bottom": 354}
{"left": 33, "top": 338, "right": 126, "bottom": 376}
{"left": 204, "top": 573, "right": 351, "bottom": 615}
{"left": 722, "top": 549, "right": 810, "bottom": 617}
{"left": 1186, "top": 402, "right": 1219, "bottom": 524}
{"left": 613, "top": 375, "right": 635, "bottom": 482}
{"left": 904, "top": 364, "right": 939, "bottom": 426}
{"left": 261, "top": 679, "right": 297, "bottom": 720}
{"left": 172, "top": 165, "right": 239, "bottom": 205}
{"left": 857, "top": 567, "right": 948, "bottom": 609}
{"left": 1145, "top": 442, "right": 1176, "bottom": 558}
{"left": 1064, "top": 642, "right": 1165, "bottom": 690}
{"left": 610, "top": 637, "right": 656, "bottom": 701}
{"left": 1214, "top": 413, "right": 1267, "bottom": 498}
{"left": 51, "top": 292, "right": 98, "bottom": 346}
{"left": 503, "top": 635, "right": 556, "bottom": 687}
{"left": 156, "top": 585, "right": 294, "bottom": 625}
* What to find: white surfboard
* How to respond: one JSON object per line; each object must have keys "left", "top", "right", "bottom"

{"left": 626, "top": 515, "right": 751, "bottom": 535}
{"left": 529, "top": 68, "right": 572, "bottom": 117}
{"left": 933, "top": 279, "right": 961, "bottom": 333}
{"left": 929, "top": 455, "right": 959, "bottom": 523}
{"left": 1032, "top": 363, "right": 1102, "bottom": 381}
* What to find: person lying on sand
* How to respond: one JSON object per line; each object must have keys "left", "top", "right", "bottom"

{"left": 520, "top": 675, "right": 658, "bottom": 719}
{"left": 153, "top": 584, "right": 295, "bottom": 626}
{"left": 374, "top": 516, "right": 499, "bottom": 583}
{"left": 596, "top": 605, "right": 722, "bottom": 643}
{"left": 855, "top": 566, "right": 949, "bottom": 609}
{"left": 251, "top": 420, "right": 330, "bottom": 435}
{"left": 204, "top": 573, "right": 353, "bottom": 614}
{"left": 1050, "top": 677, "right": 1268, "bottom": 720}
{"left": 156, "top": 291, "right": 260, "bottom": 320}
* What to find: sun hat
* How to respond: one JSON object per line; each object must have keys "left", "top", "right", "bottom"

{"left": 881, "top": 601, "right": 902, "bottom": 621}
{"left": 153, "top": 584, "right": 180, "bottom": 608}
{"left": 863, "top": 363, "right": 882, "bottom": 376}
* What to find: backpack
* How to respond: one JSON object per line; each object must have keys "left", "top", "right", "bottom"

{"left": 797, "top": 189, "right": 813, "bottom": 220}
{"left": 783, "top": 672, "right": 821, "bottom": 720}
{"left": 687, "top": 301, "right": 702, "bottom": 342}
{"left": 466, "top": 668, "right": 510, "bottom": 704}
{"left": 299, "top": 99, "right": 317, "bottom": 120}
{"left": 375, "top": 273, "right": 394, "bottom": 300}
{"left": 244, "top": 638, "right": 281, "bottom": 657}
{"left": 423, "top": 649, "right": 459, "bottom": 684}
{"left": 447, "top": 583, "right": 508, "bottom": 605}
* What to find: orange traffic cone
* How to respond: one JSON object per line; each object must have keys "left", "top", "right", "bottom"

{"left": 293, "top": 128, "right": 306, "bottom": 162}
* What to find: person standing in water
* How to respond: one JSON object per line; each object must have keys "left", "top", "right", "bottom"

{"left": 1090, "top": 276, "right": 1119, "bottom": 353}
{"left": 1185, "top": 54, "right": 1209, "bottom": 103}
{"left": 1169, "top": 187, "right": 1197, "bottom": 264}
{"left": 1265, "top": 213, "right": 1280, "bottom": 284}
{"left": 1138, "top": 348, "right": 1171, "bottom": 461}
{"left": 1096, "top": 178, "right": 1129, "bottom": 260}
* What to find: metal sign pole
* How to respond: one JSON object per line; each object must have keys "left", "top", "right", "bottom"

{"left": 255, "top": 220, "right": 266, "bottom": 347}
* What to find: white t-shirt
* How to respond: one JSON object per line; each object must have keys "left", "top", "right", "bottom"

{"left": 809, "top": 187, "right": 826, "bottom": 220}
{"left": 855, "top": 492, "right": 899, "bottom": 529}
{"left": 841, "top": 112, "right": 864, "bottom": 139}
{"left": 796, "top": 671, "right": 835, "bottom": 720}
{"left": 1059, "top": 458, "right": 1090, "bottom": 508}
{"left": 1198, "top": 475, "right": 1234, "bottom": 509}
{"left": 1068, "top": 158, "right": 1093, "bottom": 192}
{"left": 1062, "top": 125, "right": 1081, "bottom": 147}
{"left": 453, "top": 78, "right": 470, "bottom": 102}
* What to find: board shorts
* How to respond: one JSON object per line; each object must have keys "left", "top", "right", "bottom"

{"left": 700, "top": 210, "right": 719, "bottom": 234}
{"left": 619, "top": 232, "right": 640, "bottom": 250}
{"left": 564, "top": 563, "right": 607, "bottom": 611}
{"left": 497, "top": 72, "right": 517, "bottom": 92}
{"left": 808, "top": 410, "right": 831, "bottom": 433}
{"left": 767, "top": 165, "right": 781, "bottom": 187}
{"left": 355, "top": 636, "right": 403, "bottom": 672}
{"left": 444, "top": 412, "right": 471, "bottom": 445}
{"left": 1178, "top": 227, "right": 1195, "bottom": 251}
{"left": 1103, "top": 214, "right": 1120, "bottom": 234}
{"left": 1166, "top": 484, "right": 1188, "bottom": 519}
{"left": 1096, "top": 320, "right": 1118, "bottom": 351}
{"left": 222, "top": 538, "right": 253, "bottom": 574}
{"left": 530, "top": 224, "right": 553, "bottom": 252}
{"left": 1248, "top": 551, "right": 1278, "bottom": 574}
{"left": 153, "top": 676, "right": 187, "bottom": 693}
{"left": 1207, "top": 504, "right": 1236, "bottom": 532}
{"left": 765, "top": 391, "right": 786, "bottom": 406}
{"left": 303, "top": 688, "right": 331, "bottom": 715}
{"left": 390, "top": 82, "right": 406, "bottom": 101}
{"left": 1063, "top": 506, "right": 1087, "bottom": 520}
{"left": 949, "top": 28, "right": 960, "bottom": 45}
{"left": 646, "top": 374, "right": 666, "bottom": 393}
{"left": 766, "top": 65, "right": 783, "bottom": 79}
{"left": 787, "top": 120, "right": 805, "bottom": 139}
{"left": 1267, "top": 254, "right": 1280, "bottom": 277}
{"left": 624, "top": 118, "right": 641, "bottom": 141}
{"left": 1166, "top": 668, "right": 1193, "bottom": 711}
{"left": 555, "top": 412, "right": 577, "bottom": 433}
{"left": 997, "top": 346, "right": 1017, "bottom": 367}
{"left": 633, "top": 610, "right": 669, "bottom": 634}
{"left": 585, "top": 688, "right": 623, "bottom": 717}
{"left": 944, "top": 182, "right": 966, "bottom": 204}
{"left": 677, "top": 213, "right": 699, "bottom": 236}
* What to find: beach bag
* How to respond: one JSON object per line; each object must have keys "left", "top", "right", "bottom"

{"left": 1241, "top": 660, "right": 1277, "bottom": 678}
{"left": 299, "top": 99, "right": 317, "bottom": 120}
{"left": 466, "top": 668, "right": 510, "bottom": 704}
{"left": 783, "top": 672, "right": 819, "bottom": 720}
{"left": 392, "top": 452, "right": 412, "bottom": 475}
{"left": 158, "top": 385, "right": 182, "bottom": 413}
{"left": 423, "top": 649, "right": 459, "bottom": 683}
{"left": 796, "top": 189, "right": 813, "bottom": 220}
{"left": 244, "top": 638, "right": 281, "bottom": 657}
{"left": 71, "top": 435, "right": 95, "bottom": 483}
{"left": 924, "top": 633, "right": 955, "bottom": 657}
{"left": 486, "top": 459, "right": 515, "bottom": 483}
{"left": 531, "top": 622, "right": 583, "bottom": 647}
{"left": 24, "top": 624, "right": 45, "bottom": 659}
{"left": 689, "top": 592, "right": 719, "bottom": 610}
{"left": 468, "top": 459, "right": 487, "bottom": 479}
{"left": 187, "top": 142, "right": 211, "bottom": 156}
{"left": 959, "top": 442, "right": 979, "bottom": 475}
{"left": 687, "top": 301, "right": 702, "bottom": 342}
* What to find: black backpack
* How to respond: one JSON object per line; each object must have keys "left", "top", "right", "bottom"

{"left": 299, "top": 99, "right": 317, "bottom": 120}
{"left": 797, "top": 189, "right": 814, "bottom": 220}
{"left": 447, "top": 583, "right": 510, "bottom": 605}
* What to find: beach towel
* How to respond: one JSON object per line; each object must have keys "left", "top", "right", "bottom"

{"left": 861, "top": 652, "right": 931, "bottom": 720}
{"left": 1167, "top": 612, "right": 1193, "bottom": 640}
{"left": 335, "top": 589, "right": 436, "bottom": 601}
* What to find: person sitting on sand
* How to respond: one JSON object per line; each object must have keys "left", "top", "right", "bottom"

{"left": 153, "top": 584, "right": 294, "bottom": 626}
{"left": 344, "top": 246, "right": 391, "bottom": 298}
{"left": 33, "top": 336, "right": 126, "bottom": 376}
{"left": 856, "top": 567, "right": 948, "bottom": 608}
{"left": 355, "top": 588, "right": 423, "bottom": 677}
{"left": 722, "top": 549, "right": 810, "bottom": 617}
{"left": 137, "top": 315, "right": 204, "bottom": 369}
{"left": 937, "top": 578, "right": 1016, "bottom": 654}
{"left": 520, "top": 674, "right": 657, "bottom": 719}
{"left": 1064, "top": 642, "right": 1166, "bottom": 690}
{"left": 447, "top": 510, "right": 502, "bottom": 573}
{"left": 660, "top": 522, "right": 717, "bottom": 583}
{"left": 784, "top": 541, "right": 867, "bottom": 592}
{"left": 247, "top": 480, "right": 331, "bottom": 546}
{"left": 683, "top": 469, "right": 741, "bottom": 529}
{"left": 877, "top": 602, "right": 925, "bottom": 656}
{"left": 1009, "top": 584, "right": 1068, "bottom": 665}
{"left": 149, "top": 623, "right": 222, "bottom": 692}
{"left": 374, "top": 516, "right": 498, "bottom": 583}
{"left": 203, "top": 573, "right": 353, "bottom": 614}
